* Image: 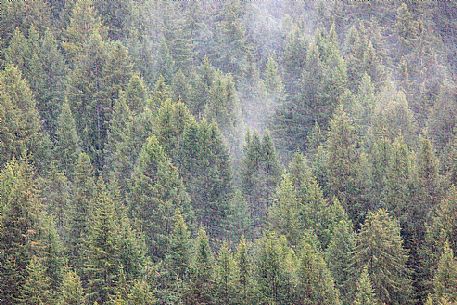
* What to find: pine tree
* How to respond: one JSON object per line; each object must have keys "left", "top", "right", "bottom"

{"left": 83, "top": 180, "right": 121, "bottom": 304}
{"left": 54, "top": 99, "right": 81, "bottom": 180}
{"left": 255, "top": 232, "right": 297, "bottom": 304}
{"left": 63, "top": 0, "right": 105, "bottom": 67}
{"left": 355, "top": 209, "right": 413, "bottom": 304}
{"left": 103, "top": 92, "right": 134, "bottom": 198}
{"left": 58, "top": 270, "right": 85, "bottom": 305}
{"left": 129, "top": 135, "right": 192, "bottom": 260}
{"left": 235, "top": 237, "right": 256, "bottom": 304}
{"left": 325, "top": 219, "right": 356, "bottom": 304}
{"left": 226, "top": 190, "right": 252, "bottom": 242}
{"left": 204, "top": 70, "right": 242, "bottom": 156}
{"left": 18, "top": 256, "right": 53, "bottom": 305}
{"left": 432, "top": 241, "right": 457, "bottom": 303}
{"left": 353, "top": 266, "right": 380, "bottom": 305}
{"left": 160, "top": 210, "right": 192, "bottom": 304}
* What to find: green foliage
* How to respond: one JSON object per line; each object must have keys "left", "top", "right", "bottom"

{"left": 355, "top": 209, "right": 414, "bottom": 304}
{"left": 353, "top": 266, "right": 380, "bottom": 305}
{"left": 18, "top": 255, "right": 53, "bottom": 305}
{"left": 432, "top": 241, "right": 457, "bottom": 303}
{"left": 129, "top": 135, "right": 192, "bottom": 260}
{"left": 59, "top": 270, "right": 85, "bottom": 305}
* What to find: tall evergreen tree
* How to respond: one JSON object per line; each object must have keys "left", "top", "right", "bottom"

{"left": 54, "top": 99, "right": 81, "bottom": 180}
{"left": 325, "top": 219, "right": 356, "bottom": 304}
{"left": 241, "top": 131, "right": 281, "bottom": 237}
{"left": 355, "top": 209, "right": 414, "bottom": 304}
{"left": 432, "top": 241, "right": 457, "bottom": 304}
{"left": 187, "top": 227, "right": 214, "bottom": 304}
{"left": 18, "top": 255, "right": 53, "bottom": 305}
{"left": 129, "top": 135, "right": 192, "bottom": 260}
{"left": 0, "top": 65, "right": 51, "bottom": 173}
{"left": 353, "top": 266, "right": 380, "bottom": 305}
{"left": 213, "top": 242, "right": 239, "bottom": 304}
{"left": 58, "top": 270, "right": 85, "bottom": 305}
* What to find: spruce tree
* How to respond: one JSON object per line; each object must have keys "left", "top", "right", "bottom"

{"left": 296, "top": 234, "right": 341, "bottom": 305}
{"left": 355, "top": 209, "right": 414, "bottom": 304}
{"left": 129, "top": 135, "right": 192, "bottom": 260}
{"left": 0, "top": 160, "right": 45, "bottom": 304}
{"left": 18, "top": 256, "right": 53, "bottom": 305}
{"left": 353, "top": 266, "right": 380, "bottom": 305}
{"left": 241, "top": 131, "right": 281, "bottom": 237}
{"left": 179, "top": 119, "right": 233, "bottom": 238}
{"left": 235, "top": 237, "right": 256, "bottom": 304}
{"left": 432, "top": 241, "right": 457, "bottom": 303}
{"left": 213, "top": 242, "right": 239, "bottom": 305}
{"left": 268, "top": 174, "right": 301, "bottom": 246}
{"left": 67, "top": 152, "right": 96, "bottom": 270}
{"left": 325, "top": 219, "right": 356, "bottom": 304}
{"left": 54, "top": 99, "right": 81, "bottom": 180}
{"left": 59, "top": 270, "right": 85, "bottom": 305}
{"left": 187, "top": 227, "right": 214, "bottom": 305}
{"left": 326, "top": 105, "right": 360, "bottom": 223}
{"left": 127, "top": 280, "right": 155, "bottom": 305}
{"left": 0, "top": 65, "right": 51, "bottom": 173}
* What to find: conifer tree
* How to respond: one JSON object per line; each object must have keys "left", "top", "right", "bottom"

{"left": 0, "top": 160, "right": 45, "bottom": 304}
{"left": 296, "top": 234, "right": 341, "bottom": 305}
{"left": 241, "top": 131, "right": 281, "bottom": 236}
{"left": 54, "top": 99, "right": 81, "bottom": 180}
{"left": 187, "top": 227, "right": 214, "bottom": 304}
{"left": 325, "top": 219, "right": 356, "bottom": 304}
{"left": 214, "top": 242, "right": 239, "bottom": 304}
{"left": 432, "top": 241, "right": 457, "bottom": 304}
{"left": 129, "top": 135, "right": 192, "bottom": 260}
{"left": 0, "top": 65, "right": 51, "bottom": 173}
{"left": 127, "top": 280, "right": 155, "bottom": 305}
{"left": 326, "top": 105, "right": 360, "bottom": 222}
{"left": 353, "top": 266, "right": 380, "bottom": 305}
{"left": 83, "top": 180, "right": 121, "bottom": 304}
{"left": 103, "top": 93, "right": 134, "bottom": 198}
{"left": 67, "top": 152, "right": 96, "bottom": 270}
{"left": 355, "top": 209, "right": 413, "bottom": 304}
{"left": 179, "top": 120, "right": 233, "bottom": 237}
{"left": 18, "top": 256, "right": 53, "bottom": 305}
{"left": 59, "top": 270, "right": 85, "bottom": 305}
{"left": 268, "top": 174, "right": 301, "bottom": 246}
{"left": 235, "top": 237, "right": 256, "bottom": 304}
{"left": 255, "top": 232, "right": 297, "bottom": 304}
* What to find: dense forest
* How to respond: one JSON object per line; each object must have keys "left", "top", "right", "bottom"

{"left": 0, "top": 0, "right": 456, "bottom": 304}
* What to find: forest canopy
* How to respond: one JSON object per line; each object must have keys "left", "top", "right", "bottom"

{"left": 0, "top": 0, "right": 457, "bottom": 304}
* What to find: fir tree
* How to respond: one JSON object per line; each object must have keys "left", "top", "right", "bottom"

{"left": 213, "top": 242, "right": 239, "bottom": 304}
{"left": 296, "top": 234, "right": 341, "bottom": 305}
